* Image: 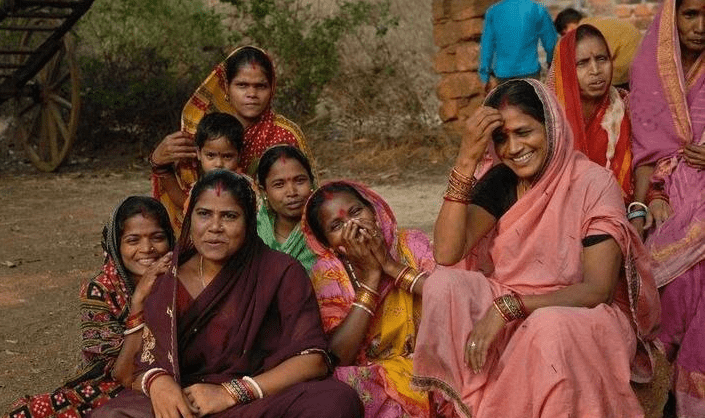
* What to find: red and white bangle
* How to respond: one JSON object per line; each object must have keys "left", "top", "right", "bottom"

{"left": 242, "top": 376, "right": 264, "bottom": 399}
{"left": 141, "top": 367, "right": 169, "bottom": 397}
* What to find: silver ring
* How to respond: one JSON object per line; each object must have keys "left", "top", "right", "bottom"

{"left": 470, "top": 341, "right": 477, "bottom": 348}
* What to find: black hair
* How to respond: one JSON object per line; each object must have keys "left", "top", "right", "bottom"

{"left": 225, "top": 46, "right": 274, "bottom": 86}
{"left": 554, "top": 8, "right": 584, "bottom": 34}
{"left": 677, "top": 0, "right": 683, "bottom": 10}
{"left": 305, "top": 182, "right": 373, "bottom": 247}
{"left": 575, "top": 24, "right": 611, "bottom": 57}
{"left": 113, "top": 196, "right": 176, "bottom": 252}
{"left": 257, "top": 145, "right": 314, "bottom": 188}
{"left": 178, "top": 170, "right": 257, "bottom": 256}
{"left": 485, "top": 80, "right": 545, "bottom": 144}
{"left": 194, "top": 112, "right": 244, "bottom": 153}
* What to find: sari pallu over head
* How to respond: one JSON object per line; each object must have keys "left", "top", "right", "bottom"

{"left": 546, "top": 25, "right": 633, "bottom": 200}
{"left": 138, "top": 176, "right": 327, "bottom": 386}
{"left": 445, "top": 80, "right": 659, "bottom": 380}
{"left": 630, "top": 0, "right": 705, "bottom": 287}
{"left": 152, "top": 46, "right": 314, "bottom": 231}
{"left": 301, "top": 181, "right": 435, "bottom": 417}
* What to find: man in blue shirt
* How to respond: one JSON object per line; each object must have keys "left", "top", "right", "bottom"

{"left": 479, "top": 0, "right": 557, "bottom": 92}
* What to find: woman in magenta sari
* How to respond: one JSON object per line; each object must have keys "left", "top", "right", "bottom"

{"left": 412, "top": 79, "right": 660, "bottom": 417}
{"left": 630, "top": 0, "right": 705, "bottom": 413}
{"left": 91, "top": 170, "right": 362, "bottom": 418}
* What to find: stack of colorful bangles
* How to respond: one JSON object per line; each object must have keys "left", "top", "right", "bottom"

{"left": 222, "top": 376, "right": 264, "bottom": 404}
{"left": 443, "top": 167, "right": 477, "bottom": 204}
{"left": 149, "top": 152, "right": 173, "bottom": 177}
{"left": 123, "top": 311, "right": 145, "bottom": 335}
{"left": 626, "top": 201, "right": 648, "bottom": 221}
{"left": 493, "top": 294, "right": 528, "bottom": 323}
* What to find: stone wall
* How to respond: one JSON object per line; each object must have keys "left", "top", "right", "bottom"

{"left": 432, "top": 0, "right": 660, "bottom": 134}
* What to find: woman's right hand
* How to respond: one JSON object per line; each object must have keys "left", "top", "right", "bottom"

{"left": 644, "top": 199, "right": 673, "bottom": 230}
{"left": 340, "top": 220, "right": 382, "bottom": 288}
{"left": 151, "top": 131, "right": 198, "bottom": 166}
{"left": 131, "top": 252, "right": 173, "bottom": 312}
{"left": 456, "top": 107, "right": 504, "bottom": 174}
{"left": 149, "top": 375, "right": 197, "bottom": 418}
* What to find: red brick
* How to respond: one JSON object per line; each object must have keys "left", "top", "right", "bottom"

{"left": 439, "top": 99, "right": 459, "bottom": 121}
{"left": 614, "top": 5, "right": 634, "bottom": 18}
{"left": 437, "top": 72, "right": 482, "bottom": 100}
{"left": 457, "top": 18, "right": 484, "bottom": 40}
{"left": 457, "top": 95, "right": 484, "bottom": 119}
{"left": 451, "top": 0, "right": 494, "bottom": 20}
{"left": 434, "top": 47, "right": 457, "bottom": 73}
{"left": 433, "top": 21, "right": 460, "bottom": 47}
{"left": 433, "top": 0, "right": 448, "bottom": 22}
{"left": 455, "top": 42, "right": 480, "bottom": 72}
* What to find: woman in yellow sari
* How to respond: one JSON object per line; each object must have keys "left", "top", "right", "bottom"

{"left": 302, "top": 181, "right": 435, "bottom": 418}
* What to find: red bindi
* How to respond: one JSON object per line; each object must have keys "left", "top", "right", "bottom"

{"left": 337, "top": 208, "right": 346, "bottom": 219}
{"left": 278, "top": 155, "right": 288, "bottom": 165}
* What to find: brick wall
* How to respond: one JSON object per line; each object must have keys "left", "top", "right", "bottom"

{"left": 432, "top": 0, "right": 660, "bottom": 134}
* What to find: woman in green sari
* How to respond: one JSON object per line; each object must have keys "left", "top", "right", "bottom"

{"left": 256, "top": 145, "right": 317, "bottom": 272}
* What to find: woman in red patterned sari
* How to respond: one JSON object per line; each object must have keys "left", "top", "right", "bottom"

{"left": 150, "top": 46, "right": 314, "bottom": 232}
{"left": 3, "top": 196, "right": 175, "bottom": 418}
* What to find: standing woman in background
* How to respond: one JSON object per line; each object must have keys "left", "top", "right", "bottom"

{"left": 3, "top": 196, "right": 174, "bottom": 418}
{"left": 150, "top": 46, "right": 314, "bottom": 230}
{"left": 630, "top": 0, "right": 705, "bottom": 414}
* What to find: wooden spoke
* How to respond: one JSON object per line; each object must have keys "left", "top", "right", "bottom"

{"left": 16, "top": 34, "right": 80, "bottom": 172}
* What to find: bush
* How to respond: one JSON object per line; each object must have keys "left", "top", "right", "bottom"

{"left": 221, "top": 0, "right": 398, "bottom": 121}
{"left": 74, "top": 0, "right": 227, "bottom": 153}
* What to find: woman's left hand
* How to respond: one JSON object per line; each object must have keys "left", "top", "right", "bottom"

{"left": 465, "top": 305, "right": 505, "bottom": 374}
{"left": 681, "top": 144, "right": 705, "bottom": 169}
{"left": 183, "top": 383, "right": 234, "bottom": 417}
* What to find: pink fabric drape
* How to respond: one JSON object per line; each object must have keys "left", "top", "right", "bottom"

{"left": 412, "top": 79, "right": 660, "bottom": 418}
{"left": 630, "top": 0, "right": 705, "bottom": 414}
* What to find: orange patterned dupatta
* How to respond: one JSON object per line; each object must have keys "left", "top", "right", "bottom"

{"left": 547, "top": 26, "right": 633, "bottom": 201}
{"left": 152, "top": 47, "right": 313, "bottom": 232}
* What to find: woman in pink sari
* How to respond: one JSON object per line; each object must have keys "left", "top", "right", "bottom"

{"left": 412, "top": 79, "right": 660, "bottom": 417}
{"left": 630, "top": 0, "right": 705, "bottom": 414}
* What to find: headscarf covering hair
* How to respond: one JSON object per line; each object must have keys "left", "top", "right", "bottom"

{"left": 546, "top": 24, "right": 634, "bottom": 199}
{"left": 102, "top": 196, "right": 175, "bottom": 293}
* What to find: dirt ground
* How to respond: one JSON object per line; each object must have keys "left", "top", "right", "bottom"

{"left": 0, "top": 164, "right": 446, "bottom": 409}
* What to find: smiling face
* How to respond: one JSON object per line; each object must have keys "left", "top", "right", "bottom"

{"left": 575, "top": 36, "right": 612, "bottom": 101}
{"left": 316, "top": 191, "right": 376, "bottom": 250}
{"left": 190, "top": 188, "right": 247, "bottom": 265}
{"left": 677, "top": 0, "right": 705, "bottom": 55}
{"left": 119, "top": 214, "right": 170, "bottom": 280}
{"left": 227, "top": 64, "right": 273, "bottom": 127}
{"left": 493, "top": 105, "right": 548, "bottom": 182}
{"left": 264, "top": 157, "right": 312, "bottom": 222}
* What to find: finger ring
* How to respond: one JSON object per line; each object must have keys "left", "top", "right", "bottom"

{"left": 470, "top": 341, "right": 477, "bottom": 348}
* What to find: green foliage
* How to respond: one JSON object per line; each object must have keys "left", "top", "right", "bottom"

{"left": 222, "top": 0, "right": 398, "bottom": 120}
{"left": 74, "top": 0, "right": 227, "bottom": 148}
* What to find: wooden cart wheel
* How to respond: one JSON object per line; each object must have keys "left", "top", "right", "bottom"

{"left": 15, "top": 34, "right": 80, "bottom": 172}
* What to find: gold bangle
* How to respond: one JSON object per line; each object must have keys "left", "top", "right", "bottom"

{"left": 352, "top": 302, "right": 374, "bottom": 316}
{"left": 397, "top": 268, "right": 418, "bottom": 292}
{"left": 444, "top": 168, "right": 477, "bottom": 204}
{"left": 355, "top": 289, "right": 378, "bottom": 311}
{"left": 358, "top": 282, "right": 380, "bottom": 297}
{"left": 394, "top": 266, "right": 412, "bottom": 287}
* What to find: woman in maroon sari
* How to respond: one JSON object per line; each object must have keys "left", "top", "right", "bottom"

{"left": 91, "top": 170, "right": 362, "bottom": 418}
